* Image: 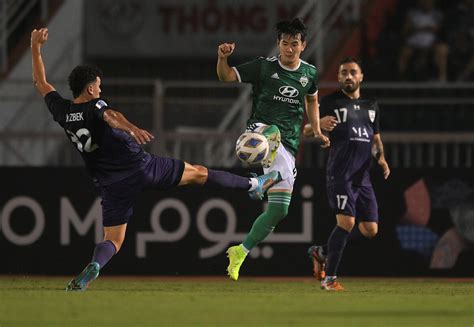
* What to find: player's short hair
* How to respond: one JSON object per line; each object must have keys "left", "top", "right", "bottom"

{"left": 276, "top": 18, "right": 307, "bottom": 42}
{"left": 68, "top": 65, "right": 103, "bottom": 98}
{"left": 340, "top": 57, "right": 363, "bottom": 71}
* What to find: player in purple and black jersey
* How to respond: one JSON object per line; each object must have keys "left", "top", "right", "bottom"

{"left": 31, "top": 28, "right": 281, "bottom": 291}
{"left": 304, "top": 58, "right": 390, "bottom": 291}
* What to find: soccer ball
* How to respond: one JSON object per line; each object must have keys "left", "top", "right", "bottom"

{"left": 235, "top": 132, "right": 269, "bottom": 165}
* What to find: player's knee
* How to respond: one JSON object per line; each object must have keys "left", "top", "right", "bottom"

{"left": 337, "top": 219, "right": 355, "bottom": 232}
{"left": 364, "top": 229, "right": 378, "bottom": 239}
{"left": 192, "top": 165, "right": 208, "bottom": 184}
{"left": 182, "top": 164, "right": 208, "bottom": 185}
{"left": 360, "top": 223, "right": 378, "bottom": 239}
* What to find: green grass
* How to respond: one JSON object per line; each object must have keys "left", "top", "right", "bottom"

{"left": 0, "top": 277, "right": 472, "bottom": 326}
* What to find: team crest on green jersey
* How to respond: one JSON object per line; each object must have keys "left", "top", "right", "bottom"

{"left": 299, "top": 75, "right": 308, "bottom": 87}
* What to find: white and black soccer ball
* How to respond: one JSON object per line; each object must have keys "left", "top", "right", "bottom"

{"left": 235, "top": 132, "right": 269, "bottom": 165}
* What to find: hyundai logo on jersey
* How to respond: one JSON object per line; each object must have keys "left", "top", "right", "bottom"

{"left": 279, "top": 86, "right": 299, "bottom": 98}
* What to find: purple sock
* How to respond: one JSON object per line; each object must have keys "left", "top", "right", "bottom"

{"left": 322, "top": 225, "right": 365, "bottom": 257}
{"left": 348, "top": 224, "right": 365, "bottom": 241}
{"left": 325, "top": 226, "right": 350, "bottom": 276}
{"left": 206, "top": 169, "right": 250, "bottom": 190}
{"left": 91, "top": 240, "right": 116, "bottom": 269}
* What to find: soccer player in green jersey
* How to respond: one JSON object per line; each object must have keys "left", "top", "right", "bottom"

{"left": 217, "top": 18, "right": 330, "bottom": 280}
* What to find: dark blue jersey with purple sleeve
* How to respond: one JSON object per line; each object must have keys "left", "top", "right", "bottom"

{"left": 44, "top": 91, "right": 148, "bottom": 185}
{"left": 321, "top": 91, "right": 380, "bottom": 186}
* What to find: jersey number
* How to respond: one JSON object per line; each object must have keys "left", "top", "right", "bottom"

{"left": 334, "top": 108, "right": 347, "bottom": 123}
{"left": 336, "top": 195, "right": 348, "bottom": 210}
{"left": 66, "top": 128, "right": 99, "bottom": 153}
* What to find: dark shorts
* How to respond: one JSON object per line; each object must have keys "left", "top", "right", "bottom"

{"left": 100, "top": 154, "right": 185, "bottom": 227}
{"left": 327, "top": 183, "right": 379, "bottom": 222}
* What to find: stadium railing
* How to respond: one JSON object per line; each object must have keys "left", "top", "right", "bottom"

{"left": 154, "top": 80, "right": 474, "bottom": 169}
{"left": 0, "top": 79, "right": 473, "bottom": 168}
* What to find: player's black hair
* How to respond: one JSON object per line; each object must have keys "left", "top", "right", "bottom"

{"left": 340, "top": 57, "right": 363, "bottom": 71}
{"left": 68, "top": 65, "right": 103, "bottom": 98}
{"left": 276, "top": 18, "right": 307, "bottom": 42}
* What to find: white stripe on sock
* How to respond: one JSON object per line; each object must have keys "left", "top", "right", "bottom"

{"left": 240, "top": 244, "right": 250, "bottom": 254}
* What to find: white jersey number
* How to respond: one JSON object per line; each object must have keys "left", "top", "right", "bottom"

{"left": 334, "top": 108, "right": 347, "bottom": 123}
{"left": 66, "top": 128, "right": 99, "bottom": 153}
{"left": 336, "top": 194, "right": 348, "bottom": 210}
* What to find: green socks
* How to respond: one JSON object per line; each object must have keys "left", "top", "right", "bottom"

{"left": 242, "top": 192, "right": 291, "bottom": 250}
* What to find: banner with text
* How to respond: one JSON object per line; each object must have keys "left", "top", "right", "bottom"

{"left": 1, "top": 167, "right": 473, "bottom": 276}
{"left": 85, "top": 0, "right": 308, "bottom": 57}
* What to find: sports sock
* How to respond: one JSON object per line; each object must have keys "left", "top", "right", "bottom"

{"left": 348, "top": 224, "right": 365, "bottom": 241}
{"left": 242, "top": 193, "right": 291, "bottom": 250}
{"left": 325, "top": 226, "right": 350, "bottom": 276}
{"left": 206, "top": 169, "right": 250, "bottom": 189}
{"left": 91, "top": 240, "right": 116, "bottom": 269}
{"left": 321, "top": 225, "right": 363, "bottom": 255}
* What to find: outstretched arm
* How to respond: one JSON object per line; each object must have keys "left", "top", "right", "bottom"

{"left": 31, "top": 28, "right": 55, "bottom": 97}
{"left": 103, "top": 109, "right": 154, "bottom": 145}
{"left": 305, "top": 95, "right": 330, "bottom": 148}
{"left": 216, "top": 43, "right": 237, "bottom": 82}
{"left": 373, "top": 133, "right": 390, "bottom": 179}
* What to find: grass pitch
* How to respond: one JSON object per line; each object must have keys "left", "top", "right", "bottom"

{"left": 0, "top": 277, "right": 472, "bottom": 326}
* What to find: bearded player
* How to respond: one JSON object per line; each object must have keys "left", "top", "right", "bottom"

{"left": 305, "top": 58, "right": 390, "bottom": 291}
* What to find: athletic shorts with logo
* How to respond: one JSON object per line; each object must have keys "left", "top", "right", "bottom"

{"left": 327, "top": 182, "right": 379, "bottom": 222}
